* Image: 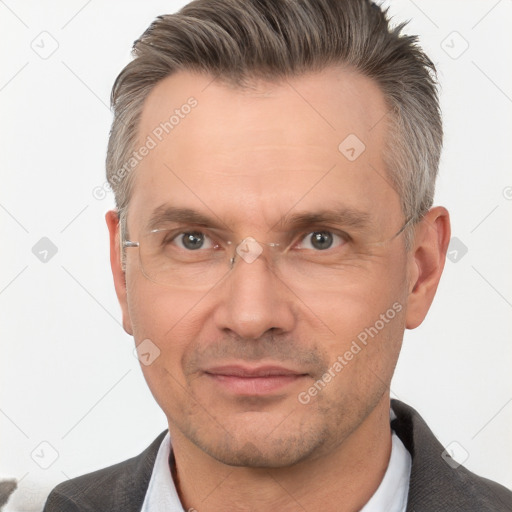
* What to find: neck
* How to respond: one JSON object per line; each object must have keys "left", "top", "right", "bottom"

{"left": 169, "top": 396, "right": 392, "bottom": 512}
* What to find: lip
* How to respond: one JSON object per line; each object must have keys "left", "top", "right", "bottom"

{"left": 205, "top": 365, "right": 304, "bottom": 378}
{"left": 204, "top": 365, "right": 308, "bottom": 395}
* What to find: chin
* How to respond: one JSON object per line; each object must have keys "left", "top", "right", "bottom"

{"left": 204, "top": 438, "right": 311, "bottom": 468}
{"left": 188, "top": 416, "right": 330, "bottom": 468}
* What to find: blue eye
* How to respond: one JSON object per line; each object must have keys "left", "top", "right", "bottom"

{"left": 298, "top": 231, "right": 346, "bottom": 251}
{"left": 174, "top": 232, "right": 215, "bottom": 250}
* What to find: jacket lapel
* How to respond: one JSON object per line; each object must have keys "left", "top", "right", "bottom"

{"left": 391, "top": 399, "right": 511, "bottom": 511}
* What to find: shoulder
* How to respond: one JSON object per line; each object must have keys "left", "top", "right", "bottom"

{"left": 391, "top": 400, "right": 512, "bottom": 511}
{"left": 43, "top": 431, "right": 167, "bottom": 512}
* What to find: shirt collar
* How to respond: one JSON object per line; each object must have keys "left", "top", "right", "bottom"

{"left": 140, "top": 433, "right": 184, "bottom": 511}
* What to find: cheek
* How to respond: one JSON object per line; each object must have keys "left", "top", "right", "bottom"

{"left": 127, "top": 274, "right": 198, "bottom": 335}
{"left": 312, "top": 256, "right": 406, "bottom": 329}
{"left": 310, "top": 300, "right": 406, "bottom": 418}
{"left": 126, "top": 282, "right": 181, "bottom": 356}
{"left": 314, "top": 250, "right": 408, "bottom": 372}
{"left": 126, "top": 283, "right": 211, "bottom": 412}
{"left": 126, "top": 279, "right": 218, "bottom": 374}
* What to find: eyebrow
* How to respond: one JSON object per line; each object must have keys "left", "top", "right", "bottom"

{"left": 275, "top": 208, "right": 372, "bottom": 232}
{"left": 144, "top": 205, "right": 372, "bottom": 233}
{"left": 145, "top": 206, "right": 226, "bottom": 231}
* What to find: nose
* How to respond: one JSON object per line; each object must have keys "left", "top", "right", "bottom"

{"left": 212, "top": 247, "right": 296, "bottom": 340}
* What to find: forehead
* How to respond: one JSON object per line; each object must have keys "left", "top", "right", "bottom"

{"left": 128, "top": 67, "right": 401, "bottom": 233}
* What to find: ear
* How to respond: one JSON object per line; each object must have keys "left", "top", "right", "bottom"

{"left": 405, "top": 206, "right": 451, "bottom": 329}
{"left": 106, "top": 210, "right": 133, "bottom": 335}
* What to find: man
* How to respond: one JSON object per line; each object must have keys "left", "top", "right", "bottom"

{"left": 43, "top": 0, "right": 512, "bottom": 510}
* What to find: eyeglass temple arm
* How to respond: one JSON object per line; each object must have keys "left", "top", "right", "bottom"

{"left": 393, "top": 215, "right": 415, "bottom": 238}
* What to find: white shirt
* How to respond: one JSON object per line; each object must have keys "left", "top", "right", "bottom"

{"left": 141, "top": 426, "right": 411, "bottom": 512}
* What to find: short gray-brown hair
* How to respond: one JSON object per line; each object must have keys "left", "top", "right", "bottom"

{"left": 107, "top": 0, "right": 442, "bottom": 247}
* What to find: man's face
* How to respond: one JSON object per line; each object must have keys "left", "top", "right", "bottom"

{"left": 116, "top": 68, "right": 416, "bottom": 467}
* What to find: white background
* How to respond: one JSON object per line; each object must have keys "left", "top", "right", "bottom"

{"left": 1, "top": 0, "right": 511, "bottom": 510}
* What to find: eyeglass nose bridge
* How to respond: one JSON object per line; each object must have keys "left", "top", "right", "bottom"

{"left": 229, "top": 236, "right": 280, "bottom": 268}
